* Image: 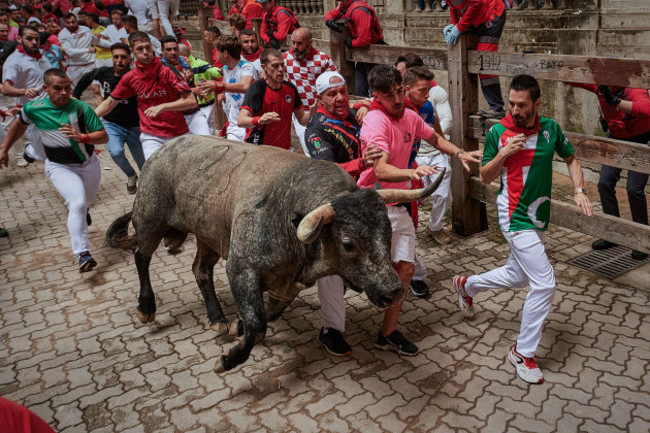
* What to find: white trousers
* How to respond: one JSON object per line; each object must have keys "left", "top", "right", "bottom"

{"left": 158, "top": 0, "right": 179, "bottom": 36}
{"left": 200, "top": 104, "right": 215, "bottom": 135}
{"left": 292, "top": 114, "right": 307, "bottom": 155}
{"left": 67, "top": 63, "right": 95, "bottom": 87}
{"left": 25, "top": 123, "right": 46, "bottom": 161}
{"left": 413, "top": 254, "right": 427, "bottom": 280}
{"left": 140, "top": 133, "right": 174, "bottom": 160}
{"left": 318, "top": 275, "right": 346, "bottom": 332}
{"left": 95, "top": 58, "right": 112, "bottom": 68}
{"left": 465, "top": 229, "right": 556, "bottom": 358}
{"left": 415, "top": 152, "right": 452, "bottom": 232}
{"left": 185, "top": 110, "right": 211, "bottom": 136}
{"left": 45, "top": 154, "right": 101, "bottom": 256}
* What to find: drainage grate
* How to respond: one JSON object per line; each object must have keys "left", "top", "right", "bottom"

{"left": 566, "top": 246, "right": 649, "bottom": 279}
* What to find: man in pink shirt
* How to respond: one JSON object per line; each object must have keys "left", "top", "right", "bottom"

{"left": 358, "top": 64, "right": 481, "bottom": 355}
{"left": 95, "top": 31, "right": 197, "bottom": 159}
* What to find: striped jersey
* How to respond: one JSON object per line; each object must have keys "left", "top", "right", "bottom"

{"left": 20, "top": 98, "right": 104, "bottom": 165}
{"left": 483, "top": 115, "right": 574, "bottom": 232}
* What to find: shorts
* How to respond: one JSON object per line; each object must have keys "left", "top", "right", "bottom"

{"left": 387, "top": 205, "right": 416, "bottom": 264}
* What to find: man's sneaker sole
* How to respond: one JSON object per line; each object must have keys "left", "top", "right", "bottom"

{"left": 453, "top": 275, "right": 475, "bottom": 318}
{"left": 79, "top": 257, "right": 97, "bottom": 272}
{"left": 374, "top": 342, "right": 419, "bottom": 356}
{"left": 320, "top": 339, "right": 351, "bottom": 357}
{"left": 509, "top": 348, "right": 544, "bottom": 384}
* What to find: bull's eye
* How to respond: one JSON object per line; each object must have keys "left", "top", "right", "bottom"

{"left": 342, "top": 241, "right": 355, "bottom": 252}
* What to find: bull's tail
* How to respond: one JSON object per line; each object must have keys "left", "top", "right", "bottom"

{"left": 105, "top": 211, "right": 135, "bottom": 249}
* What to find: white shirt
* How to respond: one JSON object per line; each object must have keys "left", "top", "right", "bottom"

{"left": 223, "top": 60, "right": 257, "bottom": 124}
{"left": 148, "top": 34, "right": 162, "bottom": 56}
{"left": 99, "top": 24, "right": 128, "bottom": 47}
{"left": 125, "top": 0, "right": 153, "bottom": 32}
{"left": 240, "top": 55, "right": 263, "bottom": 77}
{"left": 429, "top": 84, "right": 453, "bottom": 136}
{"left": 2, "top": 50, "right": 51, "bottom": 106}
{"left": 59, "top": 26, "right": 95, "bottom": 65}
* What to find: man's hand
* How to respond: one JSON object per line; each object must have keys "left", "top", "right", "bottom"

{"left": 344, "top": 37, "right": 353, "bottom": 48}
{"left": 24, "top": 88, "right": 41, "bottom": 99}
{"left": 0, "top": 148, "right": 8, "bottom": 168}
{"left": 410, "top": 164, "right": 437, "bottom": 180}
{"left": 597, "top": 85, "right": 620, "bottom": 107}
{"left": 500, "top": 133, "right": 525, "bottom": 158}
{"left": 458, "top": 149, "right": 483, "bottom": 171}
{"left": 59, "top": 124, "right": 82, "bottom": 142}
{"left": 362, "top": 144, "right": 382, "bottom": 168}
{"left": 355, "top": 106, "right": 369, "bottom": 125}
{"left": 145, "top": 104, "right": 166, "bottom": 118}
{"left": 88, "top": 47, "right": 96, "bottom": 54}
{"left": 197, "top": 80, "right": 222, "bottom": 95}
{"left": 259, "top": 112, "right": 281, "bottom": 125}
{"left": 325, "top": 19, "right": 342, "bottom": 33}
{"left": 574, "top": 192, "right": 593, "bottom": 216}
{"left": 5, "top": 107, "right": 20, "bottom": 117}
{"left": 308, "top": 99, "right": 319, "bottom": 119}
{"left": 445, "top": 26, "right": 461, "bottom": 45}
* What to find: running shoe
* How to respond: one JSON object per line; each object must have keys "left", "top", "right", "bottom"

{"left": 78, "top": 251, "right": 97, "bottom": 272}
{"left": 409, "top": 279, "right": 431, "bottom": 299}
{"left": 509, "top": 345, "right": 544, "bottom": 384}
{"left": 319, "top": 327, "right": 351, "bottom": 356}
{"left": 127, "top": 175, "right": 138, "bottom": 195}
{"left": 375, "top": 330, "right": 419, "bottom": 356}
{"left": 453, "top": 275, "right": 475, "bottom": 318}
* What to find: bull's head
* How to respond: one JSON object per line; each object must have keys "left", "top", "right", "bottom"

{"left": 296, "top": 169, "right": 446, "bottom": 308}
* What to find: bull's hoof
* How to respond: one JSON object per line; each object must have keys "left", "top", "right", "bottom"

{"left": 228, "top": 318, "right": 244, "bottom": 337}
{"left": 165, "top": 246, "right": 184, "bottom": 255}
{"left": 135, "top": 308, "right": 155, "bottom": 324}
{"left": 215, "top": 356, "right": 226, "bottom": 373}
{"left": 210, "top": 321, "right": 229, "bottom": 334}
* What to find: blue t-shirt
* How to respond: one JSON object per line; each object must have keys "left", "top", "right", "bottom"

{"left": 409, "top": 101, "right": 436, "bottom": 168}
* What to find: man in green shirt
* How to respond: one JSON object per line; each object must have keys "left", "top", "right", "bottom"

{"left": 0, "top": 69, "right": 108, "bottom": 272}
{"left": 452, "top": 74, "right": 593, "bottom": 384}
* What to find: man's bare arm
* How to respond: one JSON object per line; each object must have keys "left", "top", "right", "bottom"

{"left": 565, "top": 154, "right": 593, "bottom": 216}
{"left": 0, "top": 117, "right": 29, "bottom": 168}
{"left": 373, "top": 151, "right": 436, "bottom": 182}
{"left": 95, "top": 96, "right": 120, "bottom": 118}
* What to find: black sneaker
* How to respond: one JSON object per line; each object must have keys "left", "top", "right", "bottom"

{"left": 592, "top": 239, "right": 616, "bottom": 250}
{"left": 409, "top": 279, "right": 431, "bottom": 299}
{"left": 0, "top": 226, "right": 8, "bottom": 238}
{"left": 375, "top": 330, "right": 419, "bottom": 356}
{"left": 79, "top": 251, "right": 97, "bottom": 272}
{"left": 319, "top": 327, "right": 351, "bottom": 356}
{"left": 86, "top": 211, "right": 92, "bottom": 226}
{"left": 439, "top": 0, "right": 449, "bottom": 10}
{"left": 22, "top": 151, "right": 35, "bottom": 163}
{"left": 477, "top": 109, "right": 506, "bottom": 119}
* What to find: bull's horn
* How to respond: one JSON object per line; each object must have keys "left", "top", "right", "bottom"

{"left": 296, "top": 203, "right": 336, "bottom": 243}
{"left": 376, "top": 167, "right": 447, "bottom": 204}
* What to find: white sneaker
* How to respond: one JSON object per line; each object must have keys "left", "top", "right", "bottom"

{"left": 452, "top": 275, "right": 475, "bottom": 318}
{"left": 16, "top": 157, "right": 30, "bottom": 167}
{"left": 509, "top": 346, "right": 544, "bottom": 384}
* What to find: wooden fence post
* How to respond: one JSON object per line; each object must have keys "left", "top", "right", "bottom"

{"left": 199, "top": 7, "right": 212, "bottom": 62}
{"left": 448, "top": 33, "right": 488, "bottom": 237}
{"left": 329, "top": 27, "right": 355, "bottom": 95}
{"left": 251, "top": 18, "right": 264, "bottom": 49}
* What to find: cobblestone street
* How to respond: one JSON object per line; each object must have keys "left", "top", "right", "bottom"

{"left": 1, "top": 147, "right": 649, "bottom": 433}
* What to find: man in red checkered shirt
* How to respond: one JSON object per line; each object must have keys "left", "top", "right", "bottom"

{"left": 282, "top": 27, "right": 337, "bottom": 155}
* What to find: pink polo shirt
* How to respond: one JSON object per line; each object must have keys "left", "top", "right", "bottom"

{"left": 357, "top": 108, "right": 434, "bottom": 192}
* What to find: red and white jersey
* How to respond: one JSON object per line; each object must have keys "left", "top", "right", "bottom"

{"left": 283, "top": 47, "right": 337, "bottom": 109}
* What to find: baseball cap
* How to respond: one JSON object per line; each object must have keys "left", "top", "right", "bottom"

{"left": 257, "top": 0, "right": 271, "bottom": 3}
{"left": 316, "top": 71, "right": 347, "bottom": 95}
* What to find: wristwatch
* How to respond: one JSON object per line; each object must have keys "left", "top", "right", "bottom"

{"left": 454, "top": 149, "right": 464, "bottom": 159}
{"left": 575, "top": 187, "right": 584, "bottom": 195}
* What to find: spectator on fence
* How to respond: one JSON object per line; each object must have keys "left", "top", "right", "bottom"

{"left": 157, "top": 0, "right": 179, "bottom": 37}
{"left": 228, "top": 12, "right": 246, "bottom": 37}
{"left": 444, "top": 0, "right": 506, "bottom": 119}
{"left": 303, "top": 71, "right": 382, "bottom": 356}
{"left": 240, "top": 28, "right": 263, "bottom": 76}
{"left": 203, "top": 0, "right": 225, "bottom": 21}
{"left": 283, "top": 27, "right": 336, "bottom": 154}
{"left": 238, "top": 48, "right": 316, "bottom": 149}
{"left": 259, "top": 0, "right": 300, "bottom": 49}
{"left": 324, "top": 0, "right": 385, "bottom": 97}
{"left": 125, "top": 0, "right": 153, "bottom": 33}
{"left": 454, "top": 74, "right": 592, "bottom": 384}
{"left": 122, "top": 14, "right": 162, "bottom": 56}
{"left": 203, "top": 25, "right": 222, "bottom": 67}
{"left": 568, "top": 82, "right": 650, "bottom": 260}
{"left": 98, "top": 9, "right": 127, "bottom": 47}
{"left": 228, "top": 0, "right": 264, "bottom": 30}
{"left": 145, "top": 0, "right": 162, "bottom": 38}
{"left": 197, "top": 34, "right": 257, "bottom": 141}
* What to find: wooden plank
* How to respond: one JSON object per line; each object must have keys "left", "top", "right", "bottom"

{"left": 469, "top": 178, "right": 650, "bottom": 254}
{"left": 467, "top": 51, "right": 650, "bottom": 88}
{"left": 329, "top": 28, "right": 356, "bottom": 95}
{"left": 199, "top": 7, "right": 212, "bottom": 63}
{"left": 448, "top": 34, "right": 488, "bottom": 237}
{"left": 467, "top": 116, "right": 650, "bottom": 174}
{"left": 347, "top": 45, "right": 448, "bottom": 71}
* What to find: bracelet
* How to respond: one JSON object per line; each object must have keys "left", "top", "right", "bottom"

{"left": 454, "top": 149, "right": 464, "bottom": 159}
{"left": 251, "top": 116, "right": 261, "bottom": 127}
{"left": 213, "top": 81, "right": 226, "bottom": 93}
{"left": 575, "top": 187, "right": 584, "bottom": 195}
{"left": 80, "top": 133, "right": 90, "bottom": 144}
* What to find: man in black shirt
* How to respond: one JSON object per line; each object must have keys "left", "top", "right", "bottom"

{"left": 74, "top": 42, "right": 144, "bottom": 194}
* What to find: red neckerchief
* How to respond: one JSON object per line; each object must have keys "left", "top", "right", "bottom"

{"left": 17, "top": 44, "right": 42, "bottom": 59}
{"left": 317, "top": 104, "right": 351, "bottom": 123}
{"left": 431, "top": 80, "right": 437, "bottom": 87}
{"left": 404, "top": 97, "right": 418, "bottom": 112}
{"left": 242, "top": 47, "right": 262, "bottom": 62}
{"left": 135, "top": 57, "right": 162, "bottom": 78}
{"left": 500, "top": 112, "right": 541, "bottom": 136}
{"left": 369, "top": 98, "right": 405, "bottom": 121}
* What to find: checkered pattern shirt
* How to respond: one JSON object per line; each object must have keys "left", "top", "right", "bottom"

{"left": 283, "top": 48, "right": 337, "bottom": 109}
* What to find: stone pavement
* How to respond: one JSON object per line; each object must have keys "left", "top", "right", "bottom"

{"left": 0, "top": 147, "right": 649, "bottom": 433}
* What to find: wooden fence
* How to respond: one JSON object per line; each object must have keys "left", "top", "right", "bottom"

{"left": 325, "top": 29, "right": 650, "bottom": 255}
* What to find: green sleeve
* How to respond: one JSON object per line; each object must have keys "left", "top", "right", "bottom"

{"left": 206, "top": 66, "right": 222, "bottom": 80}
{"left": 482, "top": 125, "right": 500, "bottom": 166}
{"left": 554, "top": 122, "right": 575, "bottom": 159}
{"left": 80, "top": 101, "right": 105, "bottom": 133}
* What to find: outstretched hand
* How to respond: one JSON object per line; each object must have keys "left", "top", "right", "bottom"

{"left": 574, "top": 192, "right": 593, "bottom": 216}
{"left": 458, "top": 149, "right": 483, "bottom": 172}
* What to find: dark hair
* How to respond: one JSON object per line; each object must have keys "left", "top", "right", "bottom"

{"left": 403, "top": 65, "right": 434, "bottom": 87}
{"left": 368, "top": 65, "right": 402, "bottom": 93}
{"left": 395, "top": 53, "right": 423, "bottom": 69}
{"left": 509, "top": 74, "right": 541, "bottom": 102}
{"left": 228, "top": 13, "right": 242, "bottom": 26}
{"left": 206, "top": 26, "right": 221, "bottom": 36}
{"left": 122, "top": 15, "right": 137, "bottom": 28}
{"left": 215, "top": 35, "right": 241, "bottom": 59}
{"left": 62, "top": 12, "right": 76, "bottom": 20}
{"left": 20, "top": 5, "right": 33, "bottom": 15}
{"left": 111, "top": 9, "right": 124, "bottom": 17}
{"left": 128, "top": 31, "right": 150, "bottom": 47}
{"left": 260, "top": 48, "right": 282, "bottom": 65}
{"left": 240, "top": 28, "right": 256, "bottom": 37}
{"left": 43, "top": 68, "right": 68, "bottom": 84}
{"left": 18, "top": 24, "right": 39, "bottom": 36}
{"left": 110, "top": 42, "right": 131, "bottom": 55}
{"left": 42, "top": 3, "right": 53, "bottom": 13}
{"left": 87, "top": 12, "right": 99, "bottom": 24}
{"left": 95, "top": 0, "right": 106, "bottom": 10}
{"left": 160, "top": 35, "right": 177, "bottom": 48}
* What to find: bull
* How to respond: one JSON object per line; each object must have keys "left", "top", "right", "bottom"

{"left": 105, "top": 136, "right": 444, "bottom": 372}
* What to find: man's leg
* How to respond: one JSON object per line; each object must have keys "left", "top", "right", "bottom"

{"left": 140, "top": 133, "right": 166, "bottom": 160}
{"left": 626, "top": 170, "right": 649, "bottom": 259}
{"left": 201, "top": 104, "right": 216, "bottom": 135}
{"left": 125, "top": 126, "right": 146, "bottom": 171}
{"left": 476, "top": 12, "right": 506, "bottom": 115}
{"left": 104, "top": 121, "right": 136, "bottom": 178}
{"left": 317, "top": 275, "right": 351, "bottom": 356}
{"left": 354, "top": 62, "right": 371, "bottom": 97}
{"left": 593, "top": 164, "right": 622, "bottom": 249}
{"left": 418, "top": 152, "right": 453, "bottom": 243}
{"left": 157, "top": 0, "right": 175, "bottom": 36}
{"left": 185, "top": 111, "right": 211, "bottom": 136}
{"left": 409, "top": 254, "right": 431, "bottom": 299}
{"left": 147, "top": 0, "right": 162, "bottom": 39}
{"left": 292, "top": 114, "right": 307, "bottom": 155}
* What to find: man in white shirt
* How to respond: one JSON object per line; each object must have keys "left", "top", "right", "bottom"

{"left": 157, "top": 0, "right": 179, "bottom": 37}
{"left": 125, "top": 0, "right": 153, "bottom": 33}
{"left": 98, "top": 9, "right": 128, "bottom": 47}
{"left": 1, "top": 25, "right": 50, "bottom": 165}
{"left": 59, "top": 12, "right": 96, "bottom": 87}
{"left": 123, "top": 14, "right": 162, "bottom": 56}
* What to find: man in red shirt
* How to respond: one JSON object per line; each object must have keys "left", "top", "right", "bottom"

{"left": 259, "top": 0, "right": 300, "bottom": 49}
{"left": 228, "top": 0, "right": 264, "bottom": 30}
{"left": 444, "top": 0, "right": 506, "bottom": 118}
{"left": 203, "top": 0, "right": 225, "bottom": 20}
{"left": 324, "top": 0, "right": 384, "bottom": 97}
{"left": 203, "top": 25, "right": 223, "bottom": 68}
{"left": 238, "top": 48, "right": 316, "bottom": 149}
{"left": 95, "top": 31, "right": 197, "bottom": 159}
{"left": 569, "top": 83, "right": 650, "bottom": 260}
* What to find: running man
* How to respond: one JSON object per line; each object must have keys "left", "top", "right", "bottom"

{"left": 0, "top": 69, "right": 108, "bottom": 272}
{"left": 58, "top": 12, "right": 96, "bottom": 87}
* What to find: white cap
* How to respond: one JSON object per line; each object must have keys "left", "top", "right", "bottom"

{"left": 316, "top": 71, "right": 347, "bottom": 95}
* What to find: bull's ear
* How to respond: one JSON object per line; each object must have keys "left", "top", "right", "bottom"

{"left": 296, "top": 204, "right": 335, "bottom": 243}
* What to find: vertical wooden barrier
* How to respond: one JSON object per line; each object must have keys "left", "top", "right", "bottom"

{"left": 448, "top": 34, "right": 488, "bottom": 236}
{"left": 251, "top": 18, "right": 264, "bottom": 48}
{"left": 199, "top": 7, "right": 212, "bottom": 62}
{"left": 329, "top": 27, "right": 355, "bottom": 95}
